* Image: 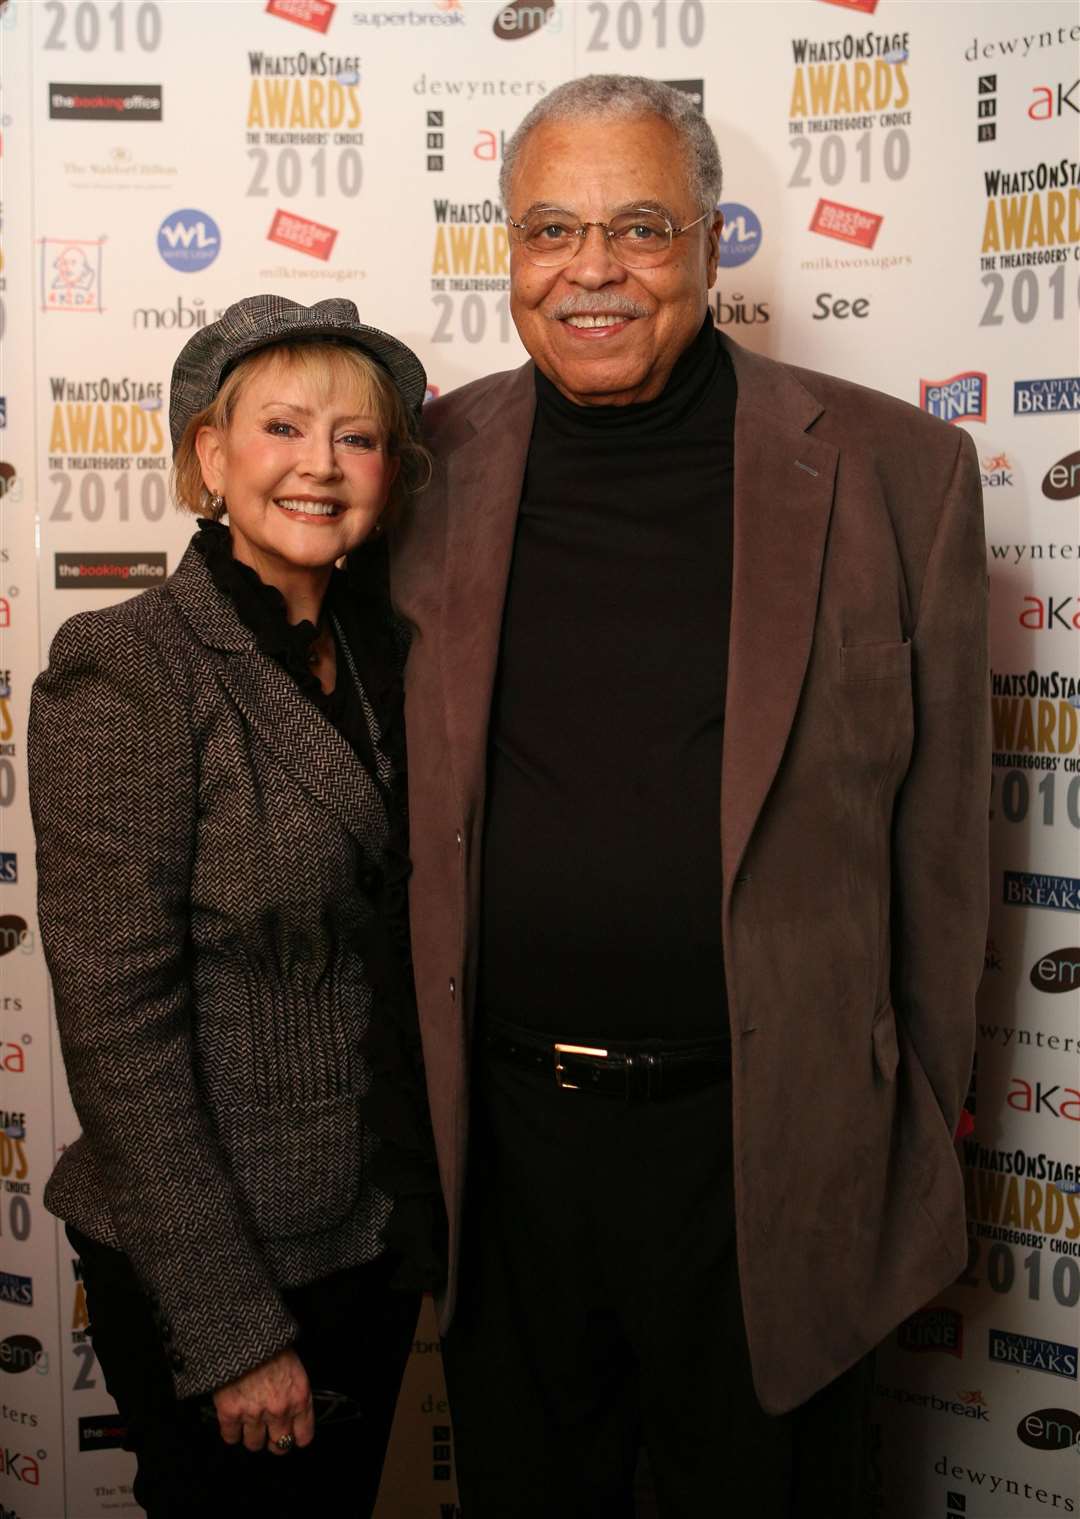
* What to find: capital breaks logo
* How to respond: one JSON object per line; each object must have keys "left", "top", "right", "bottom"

{"left": 920, "top": 373, "right": 988, "bottom": 425}
{"left": 1015, "top": 377, "right": 1080, "bottom": 415}
{"left": 38, "top": 237, "right": 104, "bottom": 313}
{"left": 988, "top": 1330, "right": 1077, "bottom": 1380}
{"left": 1004, "top": 872, "right": 1080, "bottom": 911}
{"left": 157, "top": 209, "right": 220, "bottom": 273}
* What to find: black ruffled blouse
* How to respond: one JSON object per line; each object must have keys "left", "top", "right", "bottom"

{"left": 192, "top": 519, "right": 446, "bottom": 1293}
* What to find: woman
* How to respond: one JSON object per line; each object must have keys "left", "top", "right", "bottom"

{"left": 29, "top": 296, "right": 442, "bottom": 1518}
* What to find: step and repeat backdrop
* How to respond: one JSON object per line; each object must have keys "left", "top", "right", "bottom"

{"left": 1, "top": 0, "right": 1078, "bottom": 1514}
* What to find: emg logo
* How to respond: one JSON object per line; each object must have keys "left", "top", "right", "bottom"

{"left": 156, "top": 209, "right": 220, "bottom": 273}
{"left": 716, "top": 203, "right": 762, "bottom": 268}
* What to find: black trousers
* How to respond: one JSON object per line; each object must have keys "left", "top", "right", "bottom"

{"left": 443, "top": 1038, "right": 872, "bottom": 1519}
{"left": 69, "top": 1226, "right": 420, "bottom": 1519}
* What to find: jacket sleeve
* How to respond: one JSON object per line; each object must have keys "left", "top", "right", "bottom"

{"left": 29, "top": 612, "right": 298, "bottom": 1399}
{"left": 890, "top": 429, "right": 990, "bottom": 1131}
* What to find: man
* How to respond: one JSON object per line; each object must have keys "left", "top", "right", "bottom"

{"left": 391, "top": 75, "right": 988, "bottom": 1517}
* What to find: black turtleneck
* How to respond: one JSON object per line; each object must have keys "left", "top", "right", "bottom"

{"left": 478, "top": 316, "right": 736, "bottom": 1040}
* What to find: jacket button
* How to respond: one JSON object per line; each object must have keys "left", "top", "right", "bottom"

{"left": 449, "top": 977, "right": 456, "bottom": 999}
{"left": 455, "top": 831, "right": 463, "bottom": 849}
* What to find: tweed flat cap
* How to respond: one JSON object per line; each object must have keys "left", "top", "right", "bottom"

{"left": 169, "top": 295, "right": 427, "bottom": 448}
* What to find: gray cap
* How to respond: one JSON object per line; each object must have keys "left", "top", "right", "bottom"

{"left": 168, "top": 294, "right": 427, "bottom": 448}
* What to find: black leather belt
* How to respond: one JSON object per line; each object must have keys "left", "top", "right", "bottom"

{"left": 481, "top": 1018, "right": 731, "bottom": 1101}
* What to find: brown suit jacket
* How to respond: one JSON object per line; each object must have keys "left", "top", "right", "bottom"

{"left": 391, "top": 332, "right": 989, "bottom": 1414}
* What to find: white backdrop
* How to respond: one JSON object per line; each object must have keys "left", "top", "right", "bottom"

{"left": 1, "top": 1, "right": 1079, "bottom": 1514}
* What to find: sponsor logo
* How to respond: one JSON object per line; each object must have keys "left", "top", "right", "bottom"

{"left": 132, "top": 295, "right": 221, "bottom": 331}
{"left": 157, "top": 210, "right": 220, "bottom": 274}
{"left": 1006, "top": 1078, "right": 1080, "bottom": 1121}
{"left": 1015, "top": 377, "right": 1080, "bottom": 415}
{"left": 55, "top": 552, "right": 167, "bottom": 589}
{"left": 493, "top": 0, "right": 557, "bottom": 40}
{"left": 60, "top": 142, "right": 179, "bottom": 190}
{"left": 898, "top": 1307, "right": 963, "bottom": 1357}
{"left": 245, "top": 51, "right": 363, "bottom": 137}
{"left": 809, "top": 199, "right": 882, "bottom": 248}
{"left": 0, "top": 857, "right": 15, "bottom": 886}
{"left": 980, "top": 450, "right": 1014, "bottom": 487}
{"left": 812, "top": 291, "right": 869, "bottom": 319}
{"left": 920, "top": 373, "right": 988, "bottom": 425}
{"left": 77, "top": 1416, "right": 126, "bottom": 1453}
{"left": 1017, "top": 1408, "right": 1080, "bottom": 1452}
{"left": 817, "top": 0, "right": 878, "bottom": 11}
{"left": 423, "top": 383, "right": 441, "bottom": 404}
{"left": 663, "top": 78, "right": 704, "bottom": 112}
{"left": 1031, "top": 949, "right": 1080, "bottom": 993}
{"left": 354, "top": 0, "right": 464, "bottom": 28}
{"left": 431, "top": 197, "right": 507, "bottom": 292}
{"left": 0, "top": 1447, "right": 39, "bottom": 1486}
{"left": 789, "top": 31, "right": 909, "bottom": 120}
{"left": 0, "top": 1337, "right": 47, "bottom": 1377}
{"left": 0, "top": 1275, "right": 31, "bottom": 1308}
{"left": 38, "top": 236, "right": 104, "bottom": 313}
{"left": 1017, "top": 596, "right": 1080, "bottom": 632}
{"left": 716, "top": 203, "right": 762, "bottom": 268}
{"left": 1004, "top": 871, "right": 1080, "bottom": 911}
{"left": 977, "top": 73, "right": 997, "bottom": 143}
{"left": 0, "top": 921, "right": 29, "bottom": 960}
{"left": 965, "top": 27, "right": 1080, "bottom": 62}
{"left": 989, "top": 1330, "right": 1077, "bottom": 1380}
{"left": 935, "top": 1455, "right": 1076, "bottom": 1511}
{"left": 876, "top": 1384, "right": 987, "bottom": 1421}
{"left": 267, "top": 209, "right": 337, "bottom": 260}
{"left": 0, "top": 600, "right": 10, "bottom": 632}
{"left": 46, "top": 375, "right": 167, "bottom": 470}
{"left": 266, "top": 0, "right": 336, "bottom": 32}
{"left": 960, "top": 1141, "right": 1080, "bottom": 1257}
{"left": 980, "top": 159, "right": 1080, "bottom": 274}
{"left": 0, "top": 1039, "right": 26, "bottom": 1076}
{"left": 426, "top": 108, "right": 444, "bottom": 171}
{"left": 48, "top": 83, "right": 162, "bottom": 121}
{"left": 1029, "top": 80, "right": 1080, "bottom": 121}
{"left": 711, "top": 291, "right": 769, "bottom": 326}
{"left": 1043, "top": 451, "right": 1080, "bottom": 500}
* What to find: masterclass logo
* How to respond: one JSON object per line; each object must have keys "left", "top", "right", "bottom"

{"left": 989, "top": 1330, "right": 1077, "bottom": 1380}
{"left": 48, "top": 83, "right": 162, "bottom": 121}
{"left": 266, "top": 0, "right": 336, "bottom": 32}
{"left": 1003, "top": 871, "right": 1080, "bottom": 911}
{"left": 920, "top": 373, "right": 987, "bottom": 425}
{"left": 267, "top": 209, "right": 338, "bottom": 260}
{"left": 817, "top": 0, "right": 878, "bottom": 11}
{"left": 38, "top": 236, "right": 105, "bottom": 313}
{"left": 55, "top": 552, "right": 167, "bottom": 589}
{"left": 808, "top": 199, "right": 882, "bottom": 248}
{"left": 1015, "top": 377, "right": 1080, "bottom": 415}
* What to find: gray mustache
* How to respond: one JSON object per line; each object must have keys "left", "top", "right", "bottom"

{"left": 546, "top": 294, "right": 651, "bottom": 320}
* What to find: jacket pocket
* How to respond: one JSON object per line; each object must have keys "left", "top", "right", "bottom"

{"left": 871, "top": 1000, "right": 900, "bottom": 1083}
{"left": 215, "top": 1095, "right": 368, "bottom": 1243}
{"left": 840, "top": 640, "right": 912, "bottom": 683}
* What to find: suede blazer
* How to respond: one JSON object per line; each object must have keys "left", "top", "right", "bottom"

{"left": 29, "top": 539, "right": 397, "bottom": 1400}
{"left": 391, "top": 332, "right": 990, "bottom": 1415}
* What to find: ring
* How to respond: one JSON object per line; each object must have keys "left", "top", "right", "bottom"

{"left": 275, "top": 1434, "right": 295, "bottom": 1453}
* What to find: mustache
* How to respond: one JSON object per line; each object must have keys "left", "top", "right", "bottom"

{"left": 546, "top": 293, "right": 651, "bottom": 320}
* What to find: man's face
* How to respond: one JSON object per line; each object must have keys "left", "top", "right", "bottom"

{"left": 507, "top": 113, "right": 721, "bottom": 407}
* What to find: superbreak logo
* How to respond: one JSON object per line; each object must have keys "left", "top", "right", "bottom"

{"left": 431, "top": 198, "right": 508, "bottom": 293}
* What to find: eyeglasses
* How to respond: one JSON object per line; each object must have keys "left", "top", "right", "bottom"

{"left": 506, "top": 207, "right": 712, "bottom": 270}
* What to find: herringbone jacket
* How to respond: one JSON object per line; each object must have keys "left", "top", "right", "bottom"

{"left": 29, "top": 538, "right": 400, "bottom": 1400}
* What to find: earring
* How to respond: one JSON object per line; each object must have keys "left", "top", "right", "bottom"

{"left": 209, "top": 493, "right": 224, "bottom": 516}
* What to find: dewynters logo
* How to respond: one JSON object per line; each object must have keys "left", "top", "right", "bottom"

{"left": 157, "top": 209, "right": 220, "bottom": 274}
{"left": 716, "top": 203, "right": 762, "bottom": 268}
{"left": 38, "top": 237, "right": 105, "bottom": 313}
{"left": 1043, "top": 450, "right": 1080, "bottom": 500}
{"left": 493, "top": 0, "right": 556, "bottom": 40}
{"left": 921, "top": 373, "right": 988, "bottom": 425}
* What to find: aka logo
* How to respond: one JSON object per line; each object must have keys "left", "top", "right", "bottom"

{"left": 1028, "top": 80, "right": 1079, "bottom": 120}
{"left": 0, "top": 1446, "right": 40, "bottom": 1486}
{"left": 156, "top": 209, "right": 220, "bottom": 274}
{"left": 493, "top": 0, "right": 558, "bottom": 39}
{"left": 711, "top": 290, "right": 769, "bottom": 326}
{"left": 716, "top": 203, "right": 762, "bottom": 268}
{"left": 920, "top": 373, "right": 987, "bottom": 425}
{"left": 1042, "top": 450, "right": 1080, "bottom": 501}
{"left": 1006, "top": 1076, "right": 1080, "bottom": 1121}
{"left": 1018, "top": 595, "right": 1080, "bottom": 632}
{"left": 981, "top": 451, "right": 1014, "bottom": 488}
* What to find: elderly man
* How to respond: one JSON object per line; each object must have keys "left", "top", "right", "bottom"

{"left": 392, "top": 74, "right": 988, "bottom": 1517}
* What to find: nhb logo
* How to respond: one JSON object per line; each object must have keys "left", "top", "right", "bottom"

{"left": 716, "top": 203, "right": 762, "bottom": 268}
{"left": 920, "top": 373, "right": 988, "bottom": 425}
{"left": 157, "top": 209, "right": 220, "bottom": 273}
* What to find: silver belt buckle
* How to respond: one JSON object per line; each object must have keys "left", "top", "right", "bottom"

{"left": 553, "top": 1042, "right": 609, "bottom": 1091}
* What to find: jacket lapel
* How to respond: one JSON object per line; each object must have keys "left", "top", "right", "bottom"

{"left": 720, "top": 337, "right": 837, "bottom": 897}
{"left": 439, "top": 362, "right": 536, "bottom": 815}
{"left": 166, "top": 541, "right": 389, "bottom": 854}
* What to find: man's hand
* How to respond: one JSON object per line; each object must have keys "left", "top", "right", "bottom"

{"left": 212, "top": 1347, "right": 315, "bottom": 1454}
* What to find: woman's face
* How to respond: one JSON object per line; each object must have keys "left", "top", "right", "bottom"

{"left": 196, "top": 354, "right": 398, "bottom": 582}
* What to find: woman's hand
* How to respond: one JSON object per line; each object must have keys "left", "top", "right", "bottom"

{"left": 212, "top": 1347, "right": 315, "bottom": 1454}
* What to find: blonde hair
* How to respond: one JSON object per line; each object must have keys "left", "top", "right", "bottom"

{"left": 171, "top": 340, "right": 429, "bottom": 520}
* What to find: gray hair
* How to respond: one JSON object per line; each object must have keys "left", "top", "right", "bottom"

{"left": 499, "top": 74, "right": 723, "bottom": 215}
